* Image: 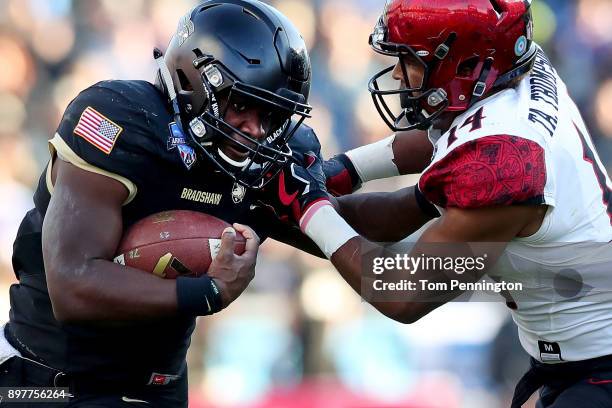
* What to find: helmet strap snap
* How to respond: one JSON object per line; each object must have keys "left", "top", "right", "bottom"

{"left": 470, "top": 57, "right": 494, "bottom": 106}
{"left": 434, "top": 32, "right": 457, "bottom": 60}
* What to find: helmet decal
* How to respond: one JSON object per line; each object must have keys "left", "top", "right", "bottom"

{"left": 176, "top": 13, "right": 194, "bottom": 47}
{"left": 515, "top": 36, "right": 528, "bottom": 57}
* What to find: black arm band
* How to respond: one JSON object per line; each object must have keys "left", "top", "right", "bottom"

{"left": 414, "top": 185, "right": 441, "bottom": 218}
{"left": 176, "top": 276, "right": 223, "bottom": 316}
{"left": 337, "top": 153, "right": 363, "bottom": 190}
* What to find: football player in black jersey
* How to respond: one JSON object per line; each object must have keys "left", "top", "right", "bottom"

{"left": 1, "top": 1, "right": 326, "bottom": 407}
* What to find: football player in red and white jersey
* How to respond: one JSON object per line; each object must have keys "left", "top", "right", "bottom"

{"left": 269, "top": 1, "right": 612, "bottom": 406}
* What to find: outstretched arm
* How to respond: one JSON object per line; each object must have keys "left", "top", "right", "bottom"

{"left": 262, "top": 157, "right": 545, "bottom": 324}
{"left": 324, "top": 129, "right": 433, "bottom": 196}
{"left": 332, "top": 186, "right": 438, "bottom": 242}
{"left": 316, "top": 204, "right": 542, "bottom": 323}
{"left": 262, "top": 186, "right": 433, "bottom": 256}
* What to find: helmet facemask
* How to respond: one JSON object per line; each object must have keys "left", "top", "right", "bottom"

{"left": 368, "top": 16, "right": 451, "bottom": 132}
{"left": 159, "top": 1, "right": 313, "bottom": 190}
{"left": 185, "top": 62, "right": 311, "bottom": 189}
{"left": 368, "top": 0, "right": 538, "bottom": 133}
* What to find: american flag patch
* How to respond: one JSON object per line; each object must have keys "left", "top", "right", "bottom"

{"left": 74, "top": 106, "right": 123, "bottom": 154}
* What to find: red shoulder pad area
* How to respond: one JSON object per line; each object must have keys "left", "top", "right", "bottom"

{"left": 418, "top": 135, "right": 547, "bottom": 209}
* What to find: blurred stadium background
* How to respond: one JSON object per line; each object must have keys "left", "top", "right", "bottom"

{"left": 0, "top": 0, "right": 611, "bottom": 407}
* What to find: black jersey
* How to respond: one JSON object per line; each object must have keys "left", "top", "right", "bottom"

{"left": 8, "top": 80, "right": 322, "bottom": 384}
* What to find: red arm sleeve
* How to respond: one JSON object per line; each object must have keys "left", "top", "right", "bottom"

{"left": 418, "top": 135, "right": 547, "bottom": 209}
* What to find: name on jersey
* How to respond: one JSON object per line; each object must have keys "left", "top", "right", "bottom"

{"left": 180, "top": 188, "right": 222, "bottom": 205}
{"left": 528, "top": 49, "right": 559, "bottom": 137}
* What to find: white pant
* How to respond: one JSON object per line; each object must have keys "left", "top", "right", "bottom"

{"left": 0, "top": 323, "right": 21, "bottom": 365}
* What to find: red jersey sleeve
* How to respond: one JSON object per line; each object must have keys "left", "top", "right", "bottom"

{"left": 418, "top": 135, "right": 547, "bottom": 209}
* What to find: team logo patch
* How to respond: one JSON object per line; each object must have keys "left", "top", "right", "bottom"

{"left": 177, "top": 144, "right": 196, "bottom": 170}
{"left": 167, "top": 122, "right": 187, "bottom": 150}
{"left": 74, "top": 106, "right": 123, "bottom": 154}
{"left": 231, "top": 182, "right": 246, "bottom": 204}
{"left": 147, "top": 372, "right": 180, "bottom": 386}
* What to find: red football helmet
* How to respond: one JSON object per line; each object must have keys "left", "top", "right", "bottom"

{"left": 369, "top": 0, "right": 536, "bottom": 131}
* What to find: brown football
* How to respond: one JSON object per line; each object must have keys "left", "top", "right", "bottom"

{"left": 114, "top": 210, "right": 246, "bottom": 279}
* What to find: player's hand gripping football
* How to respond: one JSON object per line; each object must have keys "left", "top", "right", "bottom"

{"left": 207, "top": 224, "right": 260, "bottom": 308}
{"left": 259, "top": 152, "right": 330, "bottom": 225}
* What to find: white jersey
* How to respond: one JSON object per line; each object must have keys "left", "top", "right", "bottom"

{"left": 419, "top": 47, "right": 612, "bottom": 362}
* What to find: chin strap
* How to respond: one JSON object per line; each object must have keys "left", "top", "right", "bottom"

{"left": 468, "top": 57, "right": 494, "bottom": 108}
{"left": 216, "top": 148, "right": 251, "bottom": 168}
{"left": 153, "top": 48, "right": 184, "bottom": 128}
{"left": 468, "top": 43, "right": 538, "bottom": 109}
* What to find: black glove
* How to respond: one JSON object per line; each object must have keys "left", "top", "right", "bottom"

{"left": 323, "top": 154, "right": 362, "bottom": 196}
{"left": 258, "top": 152, "right": 330, "bottom": 225}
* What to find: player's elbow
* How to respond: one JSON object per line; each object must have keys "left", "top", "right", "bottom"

{"left": 49, "top": 285, "right": 89, "bottom": 324}
{"left": 50, "top": 301, "right": 77, "bottom": 324}
{"left": 46, "top": 266, "right": 96, "bottom": 323}
{"left": 51, "top": 290, "right": 102, "bottom": 324}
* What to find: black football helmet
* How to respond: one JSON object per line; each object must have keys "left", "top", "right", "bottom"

{"left": 157, "top": 0, "right": 312, "bottom": 188}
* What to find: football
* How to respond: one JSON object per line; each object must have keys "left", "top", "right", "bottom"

{"left": 114, "top": 210, "right": 246, "bottom": 279}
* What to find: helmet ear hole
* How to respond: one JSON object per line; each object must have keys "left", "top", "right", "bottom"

{"left": 176, "top": 69, "right": 193, "bottom": 92}
{"left": 457, "top": 57, "right": 479, "bottom": 78}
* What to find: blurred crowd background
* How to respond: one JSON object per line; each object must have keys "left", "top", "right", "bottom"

{"left": 1, "top": 0, "right": 611, "bottom": 407}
